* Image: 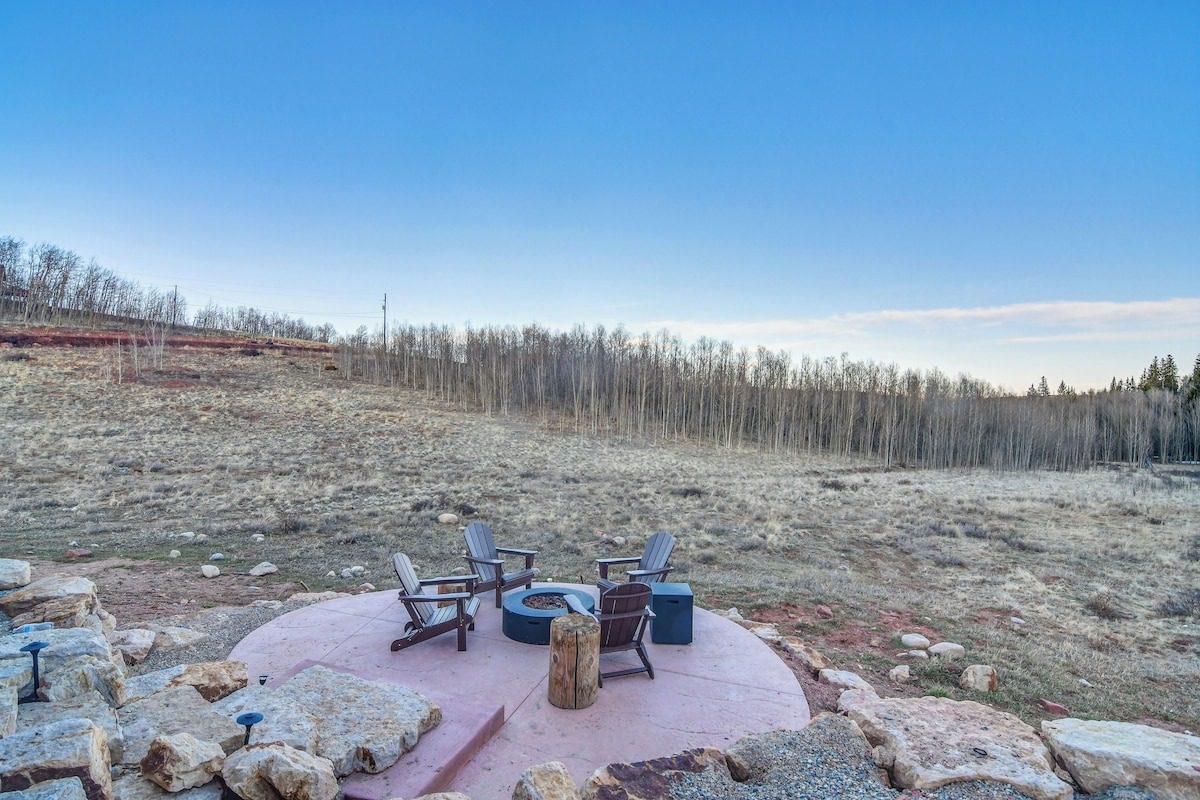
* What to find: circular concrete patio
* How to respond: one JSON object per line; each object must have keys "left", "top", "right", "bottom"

{"left": 229, "top": 582, "right": 810, "bottom": 800}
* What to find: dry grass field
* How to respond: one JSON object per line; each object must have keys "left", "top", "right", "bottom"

{"left": 2, "top": 344, "right": 1198, "bottom": 729}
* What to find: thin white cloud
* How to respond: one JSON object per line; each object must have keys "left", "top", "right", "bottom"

{"left": 643, "top": 298, "right": 1200, "bottom": 343}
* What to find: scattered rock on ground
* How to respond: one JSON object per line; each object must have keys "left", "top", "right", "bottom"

{"left": 889, "top": 665, "right": 912, "bottom": 683}
{"left": 780, "top": 638, "right": 832, "bottom": 673}
{"left": 16, "top": 690, "right": 125, "bottom": 763}
{"left": 713, "top": 607, "right": 744, "bottom": 623}
{"left": 898, "top": 650, "right": 930, "bottom": 660}
{"left": 437, "top": 513, "right": 459, "bottom": 525}
{"left": 815, "top": 604, "right": 834, "bottom": 619}
{"left": 512, "top": 761, "right": 580, "bottom": 800}
{"left": 199, "top": 566, "right": 219, "bottom": 579}
{"left": 929, "top": 642, "right": 966, "bottom": 659}
{"left": 139, "top": 732, "right": 225, "bottom": 792}
{"left": 960, "top": 664, "right": 1000, "bottom": 692}
{"left": 838, "top": 690, "right": 1071, "bottom": 800}
{"left": 0, "top": 559, "right": 32, "bottom": 590}
{"left": 247, "top": 562, "right": 277, "bottom": 577}
{"left": 746, "top": 623, "right": 782, "bottom": 643}
{"left": 581, "top": 747, "right": 732, "bottom": 800}
{"left": 1041, "top": 718, "right": 1200, "bottom": 800}
{"left": 116, "top": 685, "right": 243, "bottom": 766}
{"left": 0, "top": 719, "right": 112, "bottom": 800}
{"left": 146, "top": 625, "right": 206, "bottom": 650}
{"left": 818, "top": 669, "right": 874, "bottom": 693}
{"left": 167, "top": 550, "right": 180, "bottom": 559}
{"left": 1039, "top": 700, "right": 1069, "bottom": 716}
{"left": 222, "top": 743, "right": 338, "bottom": 800}
{"left": 900, "top": 633, "right": 931, "bottom": 649}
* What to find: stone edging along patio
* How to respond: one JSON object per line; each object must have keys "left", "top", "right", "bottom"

{"left": 227, "top": 582, "right": 812, "bottom": 800}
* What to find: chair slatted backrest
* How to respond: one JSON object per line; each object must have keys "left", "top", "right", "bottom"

{"left": 599, "top": 582, "right": 651, "bottom": 647}
{"left": 464, "top": 522, "right": 500, "bottom": 583}
{"left": 393, "top": 553, "right": 432, "bottom": 624}
{"left": 639, "top": 531, "right": 676, "bottom": 582}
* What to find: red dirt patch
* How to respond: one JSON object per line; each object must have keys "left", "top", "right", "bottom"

{"left": 0, "top": 325, "right": 333, "bottom": 354}
{"left": 29, "top": 558, "right": 304, "bottom": 624}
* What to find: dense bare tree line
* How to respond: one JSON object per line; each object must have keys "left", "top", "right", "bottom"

{"left": 0, "top": 236, "right": 333, "bottom": 341}
{"left": 341, "top": 324, "right": 1200, "bottom": 470}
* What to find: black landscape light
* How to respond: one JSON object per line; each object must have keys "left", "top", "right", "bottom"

{"left": 236, "top": 711, "right": 263, "bottom": 746}
{"left": 258, "top": 674, "right": 268, "bottom": 686}
{"left": 18, "top": 641, "right": 49, "bottom": 704}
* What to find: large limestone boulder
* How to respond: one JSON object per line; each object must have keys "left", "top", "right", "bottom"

{"left": 580, "top": 747, "right": 733, "bottom": 800}
{"left": 139, "top": 732, "right": 225, "bottom": 792}
{"left": 0, "top": 777, "right": 88, "bottom": 799}
{"left": 412, "top": 794, "right": 473, "bottom": 800}
{"left": 110, "top": 775, "right": 223, "bottom": 799}
{"left": 0, "top": 661, "right": 31, "bottom": 736}
{"left": 212, "top": 685, "right": 319, "bottom": 753}
{"left": 122, "top": 660, "right": 246, "bottom": 704}
{"left": 724, "top": 714, "right": 894, "bottom": 797}
{"left": 1041, "top": 718, "right": 1200, "bottom": 800}
{"left": 116, "top": 686, "right": 242, "bottom": 766}
{"left": 16, "top": 690, "right": 125, "bottom": 763}
{"left": 818, "top": 669, "right": 875, "bottom": 693}
{"left": 104, "top": 629, "right": 156, "bottom": 666}
{"left": 0, "top": 577, "right": 99, "bottom": 630}
{"left": 145, "top": 626, "right": 206, "bottom": 650}
{"left": 221, "top": 743, "right": 339, "bottom": 800}
{"left": 0, "top": 629, "right": 125, "bottom": 706}
{"left": 513, "top": 761, "right": 580, "bottom": 800}
{"left": 270, "top": 665, "right": 441, "bottom": 776}
{"left": 0, "top": 559, "right": 32, "bottom": 590}
{"left": 838, "top": 690, "right": 1072, "bottom": 800}
{"left": 780, "top": 638, "right": 832, "bottom": 673}
{"left": 0, "top": 719, "right": 111, "bottom": 800}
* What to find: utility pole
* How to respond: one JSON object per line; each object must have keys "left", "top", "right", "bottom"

{"left": 382, "top": 293, "right": 387, "bottom": 353}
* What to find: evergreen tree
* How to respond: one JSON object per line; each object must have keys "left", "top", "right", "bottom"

{"left": 1162, "top": 354, "right": 1179, "bottom": 392}
{"left": 1038, "top": 376, "right": 1050, "bottom": 397}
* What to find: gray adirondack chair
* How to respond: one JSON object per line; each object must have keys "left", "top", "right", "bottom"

{"left": 565, "top": 582, "right": 655, "bottom": 686}
{"left": 463, "top": 521, "right": 538, "bottom": 608}
{"left": 596, "top": 531, "right": 675, "bottom": 592}
{"left": 390, "top": 553, "right": 481, "bottom": 652}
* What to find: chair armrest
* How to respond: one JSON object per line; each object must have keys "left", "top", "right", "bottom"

{"left": 465, "top": 555, "right": 504, "bottom": 567}
{"left": 497, "top": 547, "right": 537, "bottom": 569}
{"left": 564, "top": 594, "right": 596, "bottom": 618}
{"left": 596, "top": 556, "right": 640, "bottom": 580}
{"left": 627, "top": 566, "right": 672, "bottom": 580}
{"left": 596, "top": 607, "right": 654, "bottom": 622}
{"left": 402, "top": 592, "right": 473, "bottom": 603}
{"left": 419, "top": 574, "right": 480, "bottom": 586}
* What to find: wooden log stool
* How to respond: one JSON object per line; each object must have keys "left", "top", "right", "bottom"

{"left": 548, "top": 612, "right": 600, "bottom": 709}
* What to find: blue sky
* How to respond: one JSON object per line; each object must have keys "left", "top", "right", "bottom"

{"left": 1, "top": 2, "right": 1197, "bottom": 389}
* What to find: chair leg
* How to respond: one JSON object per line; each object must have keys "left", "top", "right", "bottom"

{"left": 457, "top": 622, "right": 467, "bottom": 652}
{"left": 495, "top": 584, "right": 503, "bottom": 608}
{"left": 636, "top": 643, "right": 654, "bottom": 679}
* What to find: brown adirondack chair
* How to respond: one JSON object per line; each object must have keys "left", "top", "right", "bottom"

{"left": 390, "top": 553, "right": 481, "bottom": 652}
{"left": 596, "top": 531, "right": 676, "bottom": 592}
{"left": 463, "top": 521, "right": 539, "bottom": 608}
{"left": 565, "top": 582, "right": 655, "bottom": 687}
